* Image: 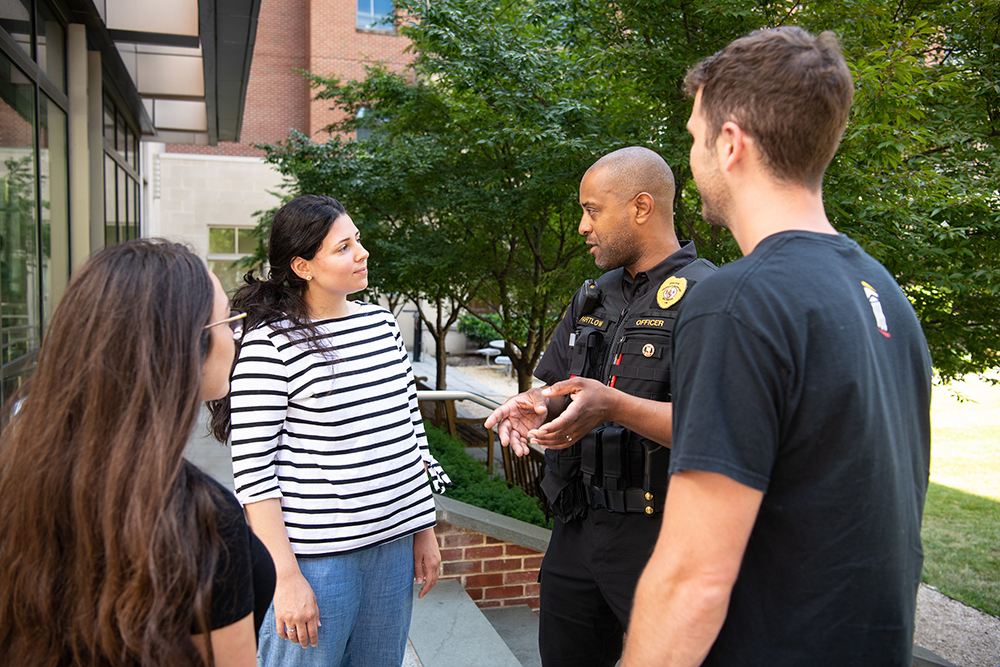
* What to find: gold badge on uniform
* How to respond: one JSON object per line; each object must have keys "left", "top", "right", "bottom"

{"left": 642, "top": 344, "right": 655, "bottom": 357}
{"left": 656, "top": 276, "right": 687, "bottom": 309}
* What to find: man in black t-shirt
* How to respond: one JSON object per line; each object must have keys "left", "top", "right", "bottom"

{"left": 621, "top": 28, "right": 932, "bottom": 667}
{"left": 486, "top": 146, "right": 714, "bottom": 667}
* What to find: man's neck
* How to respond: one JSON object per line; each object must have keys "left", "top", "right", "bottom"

{"left": 729, "top": 182, "right": 835, "bottom": 256}
{"left": 625, "top": 235, "right": 682, "bottom": 277}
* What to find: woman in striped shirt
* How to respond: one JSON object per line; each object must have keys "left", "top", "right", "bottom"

{"left": 210, "top": 195, "right": 447, "bottom": 667}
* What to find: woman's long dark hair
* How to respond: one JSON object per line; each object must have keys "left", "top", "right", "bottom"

{"left": 0, "top": 240, "right": 226, "bottom": 666}
{"left": 209, "top": 194, "right": 347, "bottom": 443}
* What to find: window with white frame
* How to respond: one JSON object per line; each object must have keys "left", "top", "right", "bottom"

{"left": 207, "top": 227, "right": 257, "bottom": 295}
{"left": 357, "top": 0, "right": 394, "bottom": 31}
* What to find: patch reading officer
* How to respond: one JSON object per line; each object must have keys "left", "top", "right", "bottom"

{"left": 485, "top": 146, "right": 715, "bottom": 667}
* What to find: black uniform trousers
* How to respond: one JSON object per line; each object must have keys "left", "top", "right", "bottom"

{"left": 538, "top": 505, "right": 662, "bottom": 667}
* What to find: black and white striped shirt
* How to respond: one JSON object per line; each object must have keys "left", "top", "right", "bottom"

{"left": 230, "top": 303, "right": 441, "bottom": 557}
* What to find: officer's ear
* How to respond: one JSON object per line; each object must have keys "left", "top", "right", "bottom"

{"left": 632, "top": 192, "right": 654, "bottom": 226}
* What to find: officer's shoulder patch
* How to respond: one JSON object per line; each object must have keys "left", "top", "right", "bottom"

{"left": 656, "top": 276, "right": 687, "bottom": 310}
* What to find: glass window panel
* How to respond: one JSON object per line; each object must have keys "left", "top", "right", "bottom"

{"left": 209, "top": 227, "right": 235, "bottom": 254}
{"left": 117, "top": 164, "right": 126, "bottom": 242}
{"left": 104, "top": 155, "right": 116, "bottom": 245}
{"left": 116, "top": 111, "right": 126, "bottom": 156}
{"left": 133, "top": 180, "right": 140, "bottom": 239}
{"left": 123, "top": 168, "right": 132, "bottom": 240}
{"left": 207, "top": 259, "right": 244, "bottom": 297}
{"left": 103, "top": 95, "right": 114, "bottom": 141}
{"left": 0, "top": 52, "right": 39, "bottom": 368}
{"left": 357, "top": 0, "right": 372, "bottom": 28}
{"left": 132, "top": 132, "right": 139, "bottom": 170}
{"left": 37, "top": 1, "right": 65, "bottom": 92}
{"left": 0, "top": 0, "right": 32, "bottom": 59}
{"left": 357, "top": 0, "right": 394, "bottom": 29}
{"left": 123, "top": 122, "right": 130, "bottom": 165}
{"left": 39, "top": 96, "right": 68, "bottom": 329}
{"left": 237, "top": 228, "right": 256, "bottom": 254}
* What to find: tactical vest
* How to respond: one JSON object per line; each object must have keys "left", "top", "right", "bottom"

{"left": 541, "top": 258, "right": 716, "bottom": 520}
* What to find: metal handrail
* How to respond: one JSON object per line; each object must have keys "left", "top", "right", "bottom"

{"left": 415, "top": 390, "right": 502, "bottom": 412}
{"left": 417, "top": 389, "right": 549, "bottom": 516}
{"left": 416, "top": 390, "right": 503, "bottom": 475}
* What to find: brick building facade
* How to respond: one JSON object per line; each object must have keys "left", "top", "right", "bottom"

{"left": 162, "top": 0, "right": 413, "bottom": 158}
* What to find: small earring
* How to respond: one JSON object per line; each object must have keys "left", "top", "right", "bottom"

{"left": 305, "top": 276, "right": 312, "bottom": 281}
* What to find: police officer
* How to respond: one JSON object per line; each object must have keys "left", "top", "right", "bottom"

{"left": 485, "top": 146, "right": 714, "bottom": 667}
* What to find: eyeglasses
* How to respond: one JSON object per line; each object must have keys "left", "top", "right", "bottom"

{"left": 204, "top": 309, "right": 247, "bottom": 340}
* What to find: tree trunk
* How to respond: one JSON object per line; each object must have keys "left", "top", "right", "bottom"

{"left": 514, "top": 354, "right": 535, "bottom": 393}
{"left": 435, "top": 332, "right": 448, "bottom": 391}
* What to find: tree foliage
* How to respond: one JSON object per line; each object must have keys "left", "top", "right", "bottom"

{"left": 565, "top": 0, "right": 1000, "bottom": 381}
{"left": 256, "top": 0, "right": 1000, "bottom": 385}
{"left": 258, "top": 0, "right": 661, "bottom": 391}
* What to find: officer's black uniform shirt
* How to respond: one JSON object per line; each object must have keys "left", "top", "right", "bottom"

{"left": 534, "top": 240, "right": 700, "bottom": 387}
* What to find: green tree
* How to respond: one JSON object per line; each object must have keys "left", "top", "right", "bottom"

{"left": 256, "top": 0, "right": 999, "bottom": 386}
{"left": 259, "top": 0, "right": 657, "bottom": 392}
{"left": 566, "top": 0, "right": 1000, "bottom": 381}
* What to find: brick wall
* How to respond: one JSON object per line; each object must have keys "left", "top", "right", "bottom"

{"left": 306, "top": 0, "right": 413, "bottom": 139}
{"left": 436, "top": 520, "right": 543, "bottom": 612}
{"left": 167, "top": 0, "right": 413, "bottom": 156}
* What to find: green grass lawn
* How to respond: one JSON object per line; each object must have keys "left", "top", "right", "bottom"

{"left": 922, "top": 374, "right": 1000, "bottom": 616}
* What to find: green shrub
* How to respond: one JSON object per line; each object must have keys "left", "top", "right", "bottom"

{"left": 458, "top": 313, "right": 501, "bottom": 348}
{"left": 425, "top": 422, "right": 550, "bottom": 529}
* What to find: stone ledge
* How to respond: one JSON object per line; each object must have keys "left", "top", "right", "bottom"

{"left": 434, "top": 495, "right": 551, "bottom": 553}
{"left": 912, "top": 645, "right": 958, "bottom": 667}
{"left": 410, "top": 580, "right": 521, "bottom": 667}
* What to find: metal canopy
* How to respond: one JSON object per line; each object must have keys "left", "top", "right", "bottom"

{"left": 65, "top": 0, "right": 259, "bottom": 145}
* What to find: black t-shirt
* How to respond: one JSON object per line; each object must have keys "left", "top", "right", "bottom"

{"left": 670, "top": 232, "right": 932, "bottom": 666}
{"left": 188, "top": 464, "right": 276, "bottom": 638}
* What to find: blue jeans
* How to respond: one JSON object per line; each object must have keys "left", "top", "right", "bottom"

{"left": 259, "top": 534, "right": 415, "bottom": 667}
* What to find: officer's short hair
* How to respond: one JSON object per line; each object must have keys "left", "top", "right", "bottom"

{"left": 589, "top": 147, "right": 675, "bottom": 209}
{"left": 685, "top": 27, "right": 854, "bottom": 190}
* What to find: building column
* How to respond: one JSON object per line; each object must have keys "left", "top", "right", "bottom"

{"left": 88, "top": 51, "right": 104, "bottom": 253}
{"left": 67, "top": 23, "right": 90, "bottom": 270}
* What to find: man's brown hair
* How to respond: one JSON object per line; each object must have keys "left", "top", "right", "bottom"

{"left": 685, "top": 26, "right": 854, "bottom": 190}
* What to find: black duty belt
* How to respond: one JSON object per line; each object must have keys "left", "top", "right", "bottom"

{"left": 587, "top": 486, "right": 662, "bottom": 514}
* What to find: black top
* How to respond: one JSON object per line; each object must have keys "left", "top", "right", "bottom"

{"left": 189, "top": 464, "right": 276, "bottom": 638}
{"left": 670, "top": 232, "right": 932, "bottom": 666}
{"left": 535, "top": 240, "right": 699, "bottom": 386}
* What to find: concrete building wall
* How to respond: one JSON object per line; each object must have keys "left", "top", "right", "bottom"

{"left": 146, "top": 146, "right": 286, "bottom": 256}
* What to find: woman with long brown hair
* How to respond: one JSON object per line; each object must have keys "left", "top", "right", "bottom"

{"left": 0, "top": 240, "right": 274, "bottom": 666}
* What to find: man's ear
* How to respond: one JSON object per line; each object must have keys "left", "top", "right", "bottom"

{"left": 633, "top": 192, "right": 654, "bottom": 225}
{"left": 290, "top": 256, "right": 311, "bottom": 281}
{"left": 719, "top": 121, "right": 746, "bottom": 172}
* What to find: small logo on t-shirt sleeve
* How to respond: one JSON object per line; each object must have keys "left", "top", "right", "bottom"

{"left": 861, "top": 281, "right": 890, "bottom": 338}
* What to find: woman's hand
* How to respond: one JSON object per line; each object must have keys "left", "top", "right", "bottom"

{"left": 244, "top": 499, "right": 322, "bottom": 648}
{"left": 273, "top": 570, "right": 321, "bottom": 647}
{"left": 413, "top": 527, "right": 441, "bottom": 599}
